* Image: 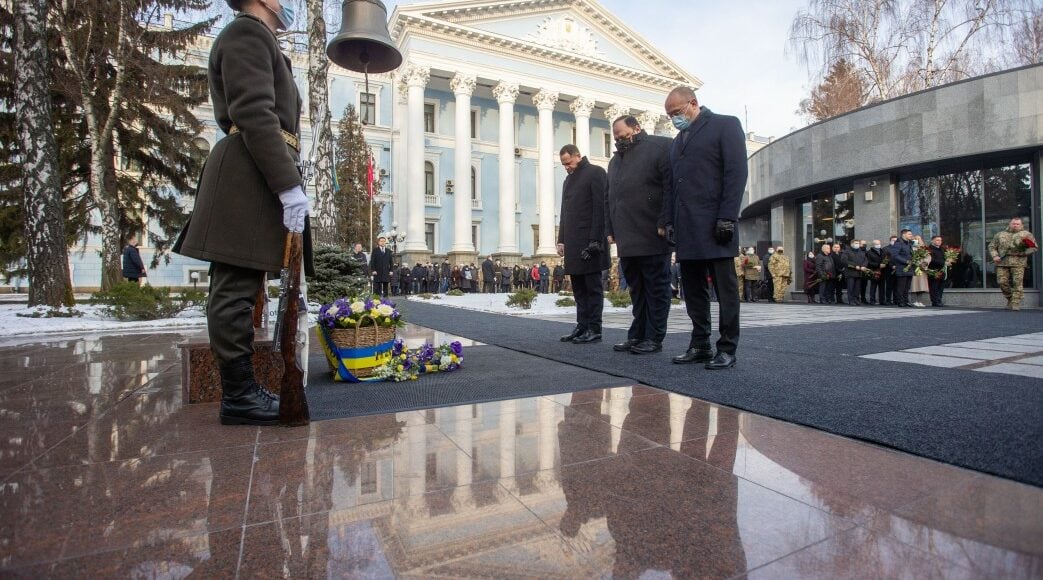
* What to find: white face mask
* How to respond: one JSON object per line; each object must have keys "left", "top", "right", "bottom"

{"left": 808, "top": 254, "right": 815, "bottom": 259}
{"left": 852, "top": 244, "right": 860, "bottom": 250}
{"left": 746, "top": 250, "right": 754, "bottom": 255}
{"left": 874, "top": 244, "right": 881, "bottom": 249}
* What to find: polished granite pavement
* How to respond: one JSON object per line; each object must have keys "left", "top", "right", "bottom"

{"left": 0, "top": 328, "right": 1041, "bottom": 578}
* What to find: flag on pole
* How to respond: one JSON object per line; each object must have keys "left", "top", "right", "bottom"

{"left": 366, "top": 155, "right": 375, "bottom": 199}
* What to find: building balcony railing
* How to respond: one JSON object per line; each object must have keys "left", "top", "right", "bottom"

{"left": 471, "top": 198, "right": 481, "bottom": 210}
{"left": 425, "top": 195, "right": 439, "bottom": 206}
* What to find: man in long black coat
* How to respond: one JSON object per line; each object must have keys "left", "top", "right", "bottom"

{"left": 605, "top": 116, "right": 673, "bottom": 355}
{"left": 481, "top": 256, "right": 495, "bottom": 293}
{"left": 557, "top": 144, "right": 610, "bottom": 344}
{"left": 662, "top": 87, "right": 746, "bottom": 369}
{"left": 121, "top": 233, "right": 146, "bottom": 283}
{"left": 369, "top": 236, "right": 393, "bottom": 297}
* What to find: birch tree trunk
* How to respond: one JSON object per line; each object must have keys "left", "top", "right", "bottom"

{"left": 306, "top": 0, "right": 337, "bottom": 247}
{"left": 15, "top": 0, "right": 74, "bottom": 307}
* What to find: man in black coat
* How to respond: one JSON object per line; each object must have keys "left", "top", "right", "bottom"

{"left": 891, "top": 230, "right": 915, "bottom": 307}
{"left": 840, "top": 240, "right": 869, "bottom": 305}
{"left": 369, "top": 236, "right": 393, "bottom": 297}
{"left": 662, "top": 87, "right": 746, "bottom": 369}
{"left": 606, "top": 116, "right": 673, "bottom": 355}
{"left": 830, "top": 243, "right": 845, "bottom": 304}
{"left": 814, "top": 245, "right": 836, "bottom": 304}
{"left": 399, "top": 264, "right": 412, "bottom": 296}
{"left": 481, "top": 256, "right": 496, "bottom": 293}
{"left": 866, "top": 240, "right": 884, "bottom": 305}
{"left": 927, "top": 235, "right": 946, "bottom": 306}
{"left": 557, "top": 144, "right": 610, "bottom": 344}
{"left": 882, "top": 235, "right": 898, "bottom": 305}
{"left": 121, "top": 234, "right": 146, "bottom": 283}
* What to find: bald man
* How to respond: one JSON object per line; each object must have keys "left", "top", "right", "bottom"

{"left": 662, "top": 86, "right": 747, "bottom": 370}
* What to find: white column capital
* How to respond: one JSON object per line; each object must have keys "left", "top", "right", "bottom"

{"left": 569, "top": 96, "right": 595, "bottom": 118}
{"left": 532, "top": 89, "right": 559, "bottom": 111}
{"left": 604, "top": 103, "right": 630, "bottom": 123}
{"left": 396, "top": 81, "right": 409, "bottom": 104}
{"left": 658, "top": 117, "right": 680, "bottom": 137}
{"left": 638, "top": 111, "right": 663, "bottom": 132}
{"left": 402, "top": 63, "right": 431, "bottom": 88}
{"left": 450, "top": 72, "right": 477, "bottom": 96}
{"left": 492, "top": 81, "right": 519, "bottom": 104}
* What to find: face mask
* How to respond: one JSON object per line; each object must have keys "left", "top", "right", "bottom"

{"left": 767, "top": 249, "right": 774, "bottom": 254}
{"left": 746, "top": 250, "right": 754, "bottom": 255}
{"left": 808, "top": 254, "right": 815, "bottom": 259}
{"left": 262, "top": 0, "right": 295, "bottom": 30}
{"left": 671, "top": 102, "right": 693, "bottom": 131}
{"left": 851, "top": 244, "right": 860, "bottom": 250}
{"left": 615, "top": 136, "right": 634, "bottom": 153}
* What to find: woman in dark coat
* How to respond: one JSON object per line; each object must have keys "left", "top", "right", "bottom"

{"left": 451, "top": 265, "right": 461, "bottom": 291}
{"left": 803, "top": 252, "right": 818, "bottom": 303}
{"left": 174, "top": 0, "right": 307, "bottom": 425}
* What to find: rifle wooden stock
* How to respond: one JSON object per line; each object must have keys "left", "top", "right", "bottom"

{"left": 278, "top": 232, "right": 309, "bottom": 426}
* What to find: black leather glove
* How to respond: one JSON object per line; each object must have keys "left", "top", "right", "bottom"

{"left": 665, "top": 225, "right": 676, "bottom": 247}
{"left": 579, "top": 240, "right": 602, "bottom": 261}
{"left": 713, "top": 219, "right": 735, "bottom": 244}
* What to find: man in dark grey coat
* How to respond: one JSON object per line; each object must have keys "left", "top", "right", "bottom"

{"left": 174, "top": 4, "right": 310, "bottom": 425}
{"left": 481, "top": 256, "right": 496, "bottom": 293}
{"left": 662, "top": 87, "right": 746, "bottom": 369}
{"left": 121, "top": 234, "right": 146, "bottom": 283}
{"left": 369, "top": 236, "right": 393, "bottom": 297}
{"left": 606, "top": 116, "right": 673, "bottom": 355}
{"left": 557, "top": 145, "right": 610, "bottom": 344}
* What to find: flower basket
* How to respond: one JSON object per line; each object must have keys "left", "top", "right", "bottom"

{"left": 318, "top": 317, "right": 397, "bottom": 382}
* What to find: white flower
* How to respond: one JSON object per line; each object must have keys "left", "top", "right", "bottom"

{"left": 350, "top": 301, "right": 365, "bottom": 314}
{"left": 327, "top": 305, "right": 340, "bottom": 317}
{"left": 377, "top": 304, "right": 394, "bottom": 317}
{"left": 440, "top": 355, "right": 451, "bottom": 366}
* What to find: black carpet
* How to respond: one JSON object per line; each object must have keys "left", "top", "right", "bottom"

{"left": 397, "top": 300, "right": 1043, "bottom": 488}
{"left": 306, "top": 345, "right": 634, "bottom": 420}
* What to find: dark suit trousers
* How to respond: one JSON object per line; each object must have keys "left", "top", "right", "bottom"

{"left": 845, "top": 276, "right": 862, "bottom": 304}
{"left": 207, "top": 261, "right": 265, "bottom": 366}
{"left": 928, "top": 277, "right": 944, "bottom": 306}
{"left": 373, "top": 281, "right": 389, "bottom": 297}
{"left": 894, "top": 276, "right": 912, "bottom": 306}
{"left": 570, "top": 272, "right": 604, "bottom": 332}
{"left": 868, "top": 277, "right": 881, "bottom": 303}
{"left": 621, "top": 255, "right": 672, "bottom": 343}
{"left": 885, "top": 273, "right": 896, "bottom": 304}
{"left": 680, "top": 259, "right": 739, "bottom": 355}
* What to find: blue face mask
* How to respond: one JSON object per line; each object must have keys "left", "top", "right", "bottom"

{"left": 263, "top": 0, "right": 295, "bottom": 30}
{"left": 671, "top": 102, "right": 693, "bottom": 131}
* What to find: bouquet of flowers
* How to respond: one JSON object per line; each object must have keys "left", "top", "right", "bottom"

{"left": 864, "top": 269, "right": 881, "bottom": 280}
{"left": 318, "top": 296, "right": 404, "bottom": 329}
{"left": 924, "top": 268, "right": 945, "bottom": 280}
{"left": 372, "top": 339, "right": 464, "bottom": 382}
{"left": 1016, "top": 236, "right": 1038, "bottom": 253}
{"left": 943, "top": 246, "right": 961, "bottom": 265}
{"left": 906, "top": 247, "right": 929, "bottom": 275}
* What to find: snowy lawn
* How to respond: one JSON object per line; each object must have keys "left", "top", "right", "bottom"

{"left": 406, "top": 292, "right": 638, "bottom": 317}
{"left": 0, "top": 304, "right": 208, "bottom": 337}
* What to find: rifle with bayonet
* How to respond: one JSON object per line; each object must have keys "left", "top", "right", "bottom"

{"left": 271, "top": 107, "right": 327, "bottom": 426}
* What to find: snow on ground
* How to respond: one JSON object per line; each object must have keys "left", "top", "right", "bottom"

{"left": 405, "top": 292, "right": 635, "bottom": 317}
{"left": 0, "top": 304, "right": 208, "bottom": 337}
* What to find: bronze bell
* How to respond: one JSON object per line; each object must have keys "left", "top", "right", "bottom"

{"left": 326, "top": 0, "right": 402, "bottom": 74}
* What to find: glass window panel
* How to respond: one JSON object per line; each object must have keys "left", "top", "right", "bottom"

{"left": 424, "top": 103, "right": 435, "bottom": 133}
{"left": 984, "top": 163, "right": 1034, "bottom": 289}
{"left": 938, "top": 170, "right": 984, "bottom": 288}
{"left": 360, "top": 92, "right": 376, "bottom": 125}
{"left": 425, "top": 222, "right": 435, "bottom": 252}
{"left": 424, "top": 162, "right": 434, "bottom": 196}
{"left": 470, "top": 110, "right": 478, "bottom": 139}
{"left": 797, "top": 199, "right": 814, "bottom": 287}
{"left": 471, "top": 167, "right": 477, "bottom": 200}
{"left": 899, "top": 177, "right": 939, "bottom": 239}
{"left": 834, "top": 191, "right": 855, "bottom": 245}
{"left": 811, "top": 193, "right": 834, "bottom": 249}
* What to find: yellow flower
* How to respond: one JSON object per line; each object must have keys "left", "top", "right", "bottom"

{"left": 370, "top": 308, "right": 380, "bottom": 318}
{"left": 400, "top": 354, "right": 406, "bottom": 360}
{"left": 396, "top": 365, "right": 403, "bottom": 372}
{"left": 450, "top": 354, "right": 459, "bottom": 363}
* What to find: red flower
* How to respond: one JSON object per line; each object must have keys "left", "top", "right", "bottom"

{"left": 1023, "top": 238, "right": 1037, "bottom": 249}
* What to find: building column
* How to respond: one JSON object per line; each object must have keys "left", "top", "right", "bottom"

{"left": 401, "top": 64, "right": 431, "bottom": 261}
{"left": 453, "top": 405, "right": 474, "bottom": 508}
{"left": 638, "top": 111, "right": 662, "bottom": 136}
{"left": 493, "top": 81, "right": 521, "bottom": 263}
{"left": 533, "top": 89, "right": 559, "bottom": 258}
{"left": 405, "top": 411, "right": 428, "bottom": 517}
{"left": 498, "top": 400, "right": 517, "bottom": 491}
{"left": 448, "top": 72, "right": 477, "bottom": 264}
{"left": 605, "top": 104, "right": 630, "bottom": 126}
{"left": 392, "top": 82, "right": 408, "bottom": 232}
{"left": 570, "top": 96, "right": 594, "bottom": 157}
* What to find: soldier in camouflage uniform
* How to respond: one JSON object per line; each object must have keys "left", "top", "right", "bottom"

{"left": 767, "top": 247, "right": 792, "bottom": 303}
{"left": 988, "top": 218, "right": 1038, "bottom": 310}
{"left": 733, "top": 251, "right": 745, "bottom": 301}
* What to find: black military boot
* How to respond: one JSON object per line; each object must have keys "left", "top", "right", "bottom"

{"left": 219, "top": 355, "right": 280, "bottom": 426}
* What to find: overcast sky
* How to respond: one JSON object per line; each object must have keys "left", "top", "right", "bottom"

{"left": 382, "top": 0, "right": 813, "bottom": 138}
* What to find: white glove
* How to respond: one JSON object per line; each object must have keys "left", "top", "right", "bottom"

{"left": 277, "top": 185, "right": 308, "bottom": 233}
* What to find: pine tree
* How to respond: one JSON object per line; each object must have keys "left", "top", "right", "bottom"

{"left": 305, "top": 0, "right": 336, "bottom": 247}
{"left": 333, "top": 104, "right": 383, "bottom": 250}
{"left": 50, "top": 0, "right": 214, "bottom": 290}
{"left": 13, "top": 0, "right": 73, "bottom": 307}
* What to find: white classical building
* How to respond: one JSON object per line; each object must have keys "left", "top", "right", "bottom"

{"left": 14, "top": 0, "right": 702, "bottom": 290}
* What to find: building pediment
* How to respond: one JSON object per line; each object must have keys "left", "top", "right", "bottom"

{"left": 391, "top": 0, "right": 700, "bottom": 90}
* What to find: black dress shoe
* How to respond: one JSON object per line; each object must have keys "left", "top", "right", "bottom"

{"left": 672, "top": 347, "right": 714, "bottom": 364}
{"left": 629, "top": 340, "right": 662, "bottom": 354}
{"left": 560, "top": 326, "right": 584, "bottom": 342}
{"left": 705, "top": 351, "right": 736, "bottom": 370}
{"left": 571, "top": 330, "right": 602, "bottom": 344}
{"left": 613, "top": 339, "right": 640, "bottom": 352}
